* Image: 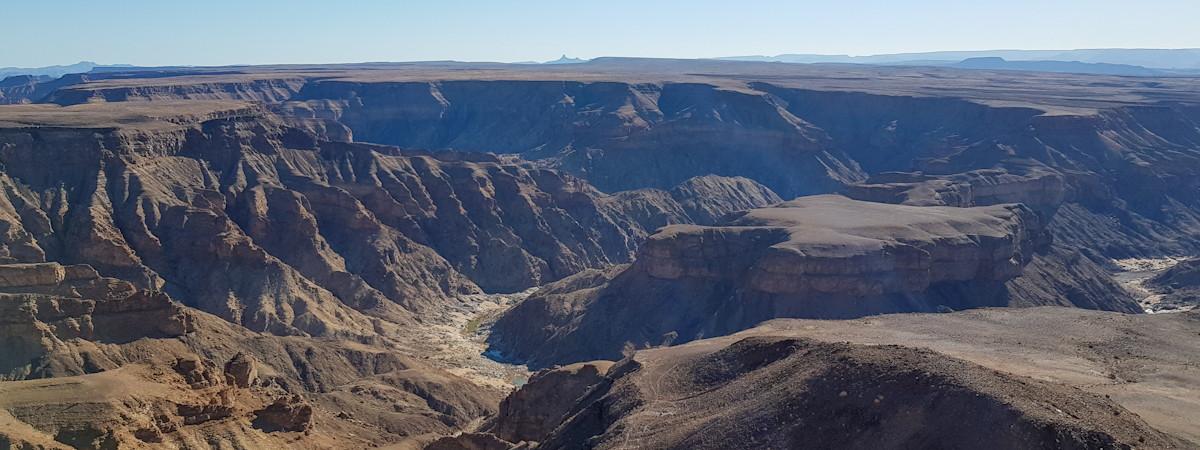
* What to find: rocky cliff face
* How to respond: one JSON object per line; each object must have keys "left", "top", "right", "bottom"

{"left": 0, "top": 102, "right": 780, "bottom": 338}
{"left": 486, "top": 361, "right": 613, "bottom": 444}
{"left": 0, "top": 262, "right": 192, "bottom": 380}
{"left": 280, "top": 79, "right": 859, "bottom": 198}
{"left": 0, "top": 311, "right": 504, "bottom": 449}
{"left": 642, "top": 196, "right": 1044, "bottom": 298}
{"left": 844, "top": 165, "right": 1067, "bottom": 219}
{"left": 0, "top": 76, "right": 52, "bottom": 105}
{"left": 0, "top": 259, "right": 503, "bottom": 448}
{"left": 46, "top": 75, "right": 307, "bottom": 105}
{"left": 489, "top": 195, "right": 1103, "bottom": 367}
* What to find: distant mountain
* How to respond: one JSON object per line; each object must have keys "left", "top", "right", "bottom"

{"left": 0, "top": 61, "right": 103, "bottom": 79}
{"left": 952, "top": 57, "right": 1165, "bottom": 76}
{"left": 543, "top": 55, "right": 587, "bottom": 65}
{"left": 720, "top": 49, "right": 1200, "bottom": 71}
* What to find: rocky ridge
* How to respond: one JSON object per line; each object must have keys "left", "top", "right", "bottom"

{"left": 447, "top": 321, "right": 1195, "bottom": 449}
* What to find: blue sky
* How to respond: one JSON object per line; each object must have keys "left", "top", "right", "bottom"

{"left": 4, "top": 0, "right": 1199, "bottom": 67}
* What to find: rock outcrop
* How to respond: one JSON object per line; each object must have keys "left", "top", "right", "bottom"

{"left": 642, "top": 195, "right": 1045, "bottom": 298}
{"left": 0, "top": 262, "right": 192, "bottom": 379}
{"left": 487, "top": 361, "right": 613, "bottom": 444}
{"left": 844, "top": 164, "right": 1067, "bottom": 219}
{"left": 0, "top": 306, "right": 506, "bottom": 449}
{"left": 252, "top": 395, "right": 314, "bottom": 433}
{"left": 223, "top": 352, "right": 258, "bottom": 388}
{"left": 426, "top": 432, "right": 515, "bottom": 450}
{"left": 490, "top": 195, "right": 1064, "bottom": 367}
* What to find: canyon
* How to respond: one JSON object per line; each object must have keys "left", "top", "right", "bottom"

{"left": 0, "top": 58, "right": 1197, "bottom": 448}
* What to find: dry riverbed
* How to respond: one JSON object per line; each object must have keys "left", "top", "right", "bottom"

{"left": 1112, "top": 257, "right": 1194, "bottom": 313}
{"left": 393, "top": 290, "right": 532, "bottom": 391}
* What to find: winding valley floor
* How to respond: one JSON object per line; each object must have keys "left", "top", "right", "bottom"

{"left": 1114, "top": 257, "right": 1197, "bottom": 313}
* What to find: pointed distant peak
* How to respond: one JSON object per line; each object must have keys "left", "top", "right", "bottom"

{"left": 543, "top": 54, "right": 587, "bottom": 65}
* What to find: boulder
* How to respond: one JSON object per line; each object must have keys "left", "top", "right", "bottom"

{"left": 488, "top": 361, "right": 614, "bottom": 444}
{"left": 426, "top": 433, "right": 515, "bottom": 450}
{"left": 223, "top": 353, "right": 258, "bottom": 388}
{"left": 172, "top": 357, "right": 220, "bottom": 389}
{"left": 252, "top": 395, "right": 314, "bottom": 433}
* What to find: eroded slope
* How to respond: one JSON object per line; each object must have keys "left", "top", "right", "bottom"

{"left": 460, "top": 330, "right": 1192, "bottom": 449}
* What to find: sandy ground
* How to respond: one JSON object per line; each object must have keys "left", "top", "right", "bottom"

{"left": 392, "top": 291, "right": 532, "bottom": 391}
{"left": 1113, "top": 257, "right": 1195, "bottom": 313}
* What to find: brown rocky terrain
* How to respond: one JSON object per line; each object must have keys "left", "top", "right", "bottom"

{"left": 0, "top": 262, "right": 192, "bottom": 380}
{"left": 20, "top": 60, "right": 1197, "bottom": 305}
{"left": 0, "top": 256, "right": 502, "bottom": 448}
{"left": 0, "top": 301, "right": 504, "bottom": 449}
{"left": 485, "top": 361, "right": 613, "bottom": 444}
{"left": 0, "top": 100, "right": 778, "bottom": 331}
{"left": 1, "top": 59, "right": 1199, "bottom": 448}
{"left": 10, "top": 60, "right": 1199, "bottom": 282}
{"left": 0, "top": 94, "right": 779, "bottom": 448}
{"left": 443, "top": 307, "right": 1200, "bottom": 449}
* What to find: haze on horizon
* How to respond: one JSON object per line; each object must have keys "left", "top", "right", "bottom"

{"left": 3, "top": 0, "right": 1199, "bottom": 68}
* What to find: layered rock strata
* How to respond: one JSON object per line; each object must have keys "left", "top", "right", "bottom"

{"left": 490, "top": 195, "right": 1065, "bottom": 367}
{"left": 0, "top": 102, "right": 780, "bottom": 338}
{"left": 0, "top": 262, "right": 191, "bottom": 380}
